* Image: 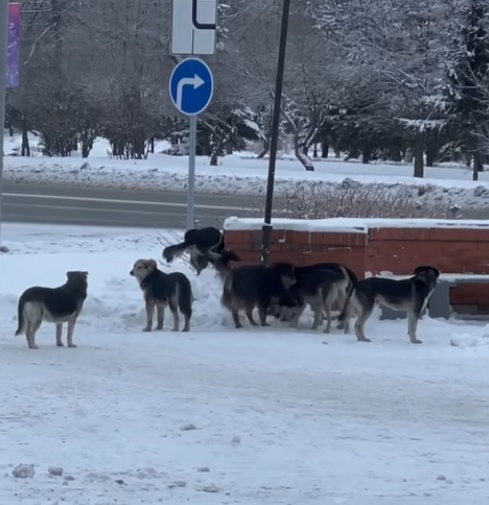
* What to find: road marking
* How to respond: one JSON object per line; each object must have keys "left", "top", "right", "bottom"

{"left": 3, "top": 192, "right": 255, "bottom": 212}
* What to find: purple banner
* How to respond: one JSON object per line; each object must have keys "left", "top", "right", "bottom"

{"left": 6, "top": 3, "right": 21, "bottom": 88}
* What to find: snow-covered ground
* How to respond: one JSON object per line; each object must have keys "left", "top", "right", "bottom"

{"left": 5, "top": 132, "right": 489, "bottom": 209}
{"left": 1, "top": 223, "right": 489, "bottom": 504}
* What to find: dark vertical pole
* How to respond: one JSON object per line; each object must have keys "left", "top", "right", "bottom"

{"left": 0, "top": 0, "right": 9, "bottom": 248}
{"left": 260, "top": 0, "right": 290, "bottom": 265}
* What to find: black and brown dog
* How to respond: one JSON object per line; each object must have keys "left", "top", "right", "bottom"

{"left": 130, "top": 259, "right": 193, "bottom": 332}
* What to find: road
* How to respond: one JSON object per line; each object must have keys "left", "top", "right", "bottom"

{"left": 1, "top": 181, "right": 259, "bottom": 228}
{"left": 2, "top": 180, "right": 489, "bottom": 229}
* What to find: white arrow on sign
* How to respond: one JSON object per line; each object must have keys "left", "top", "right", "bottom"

{"left": 176, "top": 74, "right": 205, "bottom": 111}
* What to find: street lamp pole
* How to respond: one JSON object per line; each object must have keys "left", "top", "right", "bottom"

{"left": 260, "top": 0, "right": 291, "bottom": 265}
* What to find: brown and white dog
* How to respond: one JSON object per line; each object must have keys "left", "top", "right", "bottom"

{"left": 130, "top": 259, "right": 193, "bottom": 332}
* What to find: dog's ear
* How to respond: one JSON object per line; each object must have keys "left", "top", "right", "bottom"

{"left": 82, "top": 271, "right": 88, "bottom": 279}
{"left": 66, "top": 271, "right": 73, "bottom": 279}
{"left": 147, "top": 259, "right": 157, "bottom": 270}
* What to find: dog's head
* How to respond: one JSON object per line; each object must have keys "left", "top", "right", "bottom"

{"left": 66, "top": 271, "right": 88, "bottom": 288}
{"left": 130, "top": 258, "right": 158, "bottom": 282}
{"left": 413, "top": 265, "right": 440, "bottom": 288}
{"left": 271, "top": 262, "right": 296, "bottom": 290}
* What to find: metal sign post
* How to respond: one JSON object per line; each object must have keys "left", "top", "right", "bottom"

{"left": 170, "top": 0, "right": 217, "bottom": 231}
{"left": 169, "top": 57, "right": 214, "bottom": 230}
{"left": 0, "top": 0, "right": 10, "bottom": 248}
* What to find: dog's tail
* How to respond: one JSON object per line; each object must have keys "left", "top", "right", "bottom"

{"left": 337, "top": 284, "right": 354, "bottom": 323}
{"left": 177, "top": 275, "right": 193, "bottom": 318}
{"left": 340, "top": 266, "right": 357, "bottom": 296}
{"left": 162, "top": 242, "right": 189, "bottom": 263}
{"left": 15, "top": 294, "right": 27, "bottom": 336}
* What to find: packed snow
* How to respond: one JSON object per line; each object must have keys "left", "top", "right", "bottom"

{"left": 1, "top": 223, "right": 489, "bottom": 504}
{"left": 223, "top": 216, "right": 489, "bottom": 232}
{"left": 5, "top": 133, "right": 489, "bottom": 210}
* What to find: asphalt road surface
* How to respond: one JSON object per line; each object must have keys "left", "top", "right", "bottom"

{"left": 1, "top": 181, "right": 259, "bottom": 229}
{"left": 2, "top": 180, "right": 489, "bottom": 229}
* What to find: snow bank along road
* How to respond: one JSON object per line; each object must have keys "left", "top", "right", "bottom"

{"left": 4, "top": 180, "right": 489, "bottom": 228}
{"left": 2, "top": 181, "right": 256, "bottom": 228}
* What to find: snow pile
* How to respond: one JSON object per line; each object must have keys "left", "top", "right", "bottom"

{"left": 449, "top": 322, "right": 489, "bottom": 348}
{"left": 7, "top": 152, "right": 489, "bottom": 209}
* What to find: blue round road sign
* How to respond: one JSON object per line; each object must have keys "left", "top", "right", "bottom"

{"left": 169, "top": 57, "right": 214, "bottom": 116}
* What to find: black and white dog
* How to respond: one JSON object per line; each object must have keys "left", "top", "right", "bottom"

{"left": 337, "top": 265, "right": 440, "bottom": 344}
{"left": 162, "top": 226, "right": 224, "bottom": 275}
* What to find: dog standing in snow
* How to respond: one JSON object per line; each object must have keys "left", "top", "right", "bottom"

{"left": 130, "top": 258, "right": 193, "bottom": 332}
{"left": 15, "top": 271, "right": 89, "bottom": 349}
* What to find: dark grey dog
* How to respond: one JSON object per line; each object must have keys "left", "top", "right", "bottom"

{"left": 208, "top": 250, "right": 296, "bottom": 328}
{"left": 15, "top": 271, "right": 89, "bottom": 349}
{"left": 337, "top": 265, "right": 440, "bottom": 344}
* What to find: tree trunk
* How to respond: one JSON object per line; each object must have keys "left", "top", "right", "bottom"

{"left": 413, "top": 134, "right": 424, "bottom": 178}
{"left": 473, "top": 152, "right": 483, "bottom": 180}
{"left": 313, "top": 143, "right": 318, "bottom": 158}
{"left": 21, "top": 117, "right": 30, "bottom": 156}
{"left": 150, "top": 137, "right": 155, "bottom": 154}
{"left": 257, "top": 137, "right": 270, "bottom": 159}
{"left": 425, "top": 140, "right": 438, "bottom": 167}
{"left": 294, "top": 136, "right": 314, "bottom": 171}
{"left": 321, "top": 141, "right": 328, "bottom": 158}
{"left": 361, "top": 142, "right": 372, "bottom": 164}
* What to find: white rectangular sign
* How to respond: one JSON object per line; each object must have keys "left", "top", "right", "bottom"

{"left": 171, "top": 0, "right": 217, "bottom": 55}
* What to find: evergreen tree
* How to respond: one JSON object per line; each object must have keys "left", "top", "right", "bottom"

{"left": 444, "top": 0, "right": 489, "bottom": 179}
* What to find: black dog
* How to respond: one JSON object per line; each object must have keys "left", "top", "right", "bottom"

{"left": 162, "top": 226, "right": 224, "bottom": 275}
{"left": 209, "top": 250, "right": 296, "bottom": 328}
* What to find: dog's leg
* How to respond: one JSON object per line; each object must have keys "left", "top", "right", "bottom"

{"left": 169, "top": 297, "right": 180, "bottom": 332}
{"left": 143, "top": 300, "right": 155, "bottom": 332}
{"left": 323, "top": 302, "right": 332, "bottom": 334}
{"left": 289, "top": 304, "right": 305, "bottom": 328}
{"left": 155, "top": 303, "right": 164, "bottom": 331}
{"left": 311, "top": 305, "right": 323, "bottom": 330}
{"left": 407, "top": 310, "right": 423, "bottom": 344}
{"left": 245, "top": 303, "right": 258, "bottom": 326}
{"left": 26, "top": 318, "right": 41, "bottom": 350}
{"left": 310, "top": 293, "right": 325, "bottom": 330}
{"left": 182, "top": 313, "right": 191, "bottom": 332}
{"left": 231, "top": 308, "right": 242, "bottom": 328}
{"left": 66, "top": 316, "right": 78, "bottom": 348}
{"left": 258, "top": 301, "right": 270, "bottom": 327}
{"left": 322, "top": 285, "right": 337, "bottom": 334}
{"left": 354, "top": 305, "right": 372, "bottom": 342}
{"left": 55, "top": 323, "right": 64, "bottom": 347}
